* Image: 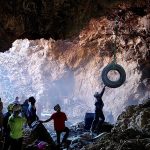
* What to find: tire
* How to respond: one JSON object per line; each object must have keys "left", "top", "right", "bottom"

{"left": 101, "top": 63, "right": 126, "bottom": 88}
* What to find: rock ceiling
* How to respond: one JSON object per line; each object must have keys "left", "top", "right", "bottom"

{"left": 0, "top": 0, "right": 149, "bottom": 51}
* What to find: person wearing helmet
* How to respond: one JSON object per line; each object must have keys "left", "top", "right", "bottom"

{"left": 41, "top": 104, "right": 69, "bottom": 146}
{"left": 3, "top": 103, "right": 14, "bottom": 150}
{"left": 7, "top": 104, "right": 14, "bottom": 112}
{"left": 90, "top": 86, "right": 106, "bottom": 133}
{"left": 8, "top": 104, "right": 26, "bottom": 150}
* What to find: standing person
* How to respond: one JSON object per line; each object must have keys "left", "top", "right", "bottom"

{"left": 26, "top": 97, "right": 38, "bottom": 126}
{"left": 0, "top": 98, "right": 3, "bottom": 127}
{"left": 0, "top": 98, "right": 3, "bottom": 148}
{"left": 0, "top": 98, "right": 3, "bottom": 129}
{"left": 3, "top": 103, "right": 13, "bottom": 150}
{"left": 90, "top": 86, "right": 106, "bottom": 133}
{"left": 40, "top": 104, "right": 69, "bottom": 146}
{"left": 8, "top": 104, "right": 27, "bottom": 150}
{"left": 21, "top": 99, "right": 29, "bottom": 118}
{"left": 0, "top": 98, "right": 3, "bottom": 111}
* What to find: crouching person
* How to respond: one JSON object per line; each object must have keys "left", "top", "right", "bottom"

{"left": 8, "top": 104, "right": 27, "bottom": 150}
{"left": 41, "top": 104, "right": 69, "bottom": 146}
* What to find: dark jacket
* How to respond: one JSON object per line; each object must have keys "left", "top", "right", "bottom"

{"left": 94, "top": 87, "right": 105, "bottom": 112}
{"left": 3, "top": 112, "right": 11, "bottom": 135}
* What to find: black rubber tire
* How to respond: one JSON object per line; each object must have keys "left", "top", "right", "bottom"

{"left": 101, "top": 63, "right": 126, "bottom": 88}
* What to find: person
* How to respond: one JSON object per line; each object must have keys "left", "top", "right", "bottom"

{"left": 40, "top": 104, "right": 69, "bottom": 146}
{"left": 90, "top": 86, "right": 106, "bottom": 133}
{"left": 21, "top": 99, "right": 29, "bottom": 118}
{"left": 8, "top": 104, "right": 27, "bottom": 150}
{"left": 0, "top": 98, "right": 3, "bottom": 111}
{"left": 26, "top": 97, "right": 39, "bottom": 126}
{"left": 0, "top": 98, "right": 3, "bottom": 148}
{"left": 0, "top": 98, "right": 3, "bottom": 128}
{"left": 3, "top": 103, "right": 14, "bottom": 150}
{"left": 13, "top": 97, "right": 20, "bottom": 105}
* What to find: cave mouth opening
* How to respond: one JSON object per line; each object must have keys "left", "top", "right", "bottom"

{"left": 0, "top": 39, "right": 93, "bottom": 125}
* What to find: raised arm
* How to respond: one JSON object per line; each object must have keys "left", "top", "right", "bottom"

{"left": 99, "top": 86, "right": 106, "bottom": 98}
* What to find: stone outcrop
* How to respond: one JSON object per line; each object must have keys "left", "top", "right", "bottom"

{"left": 81, "top": 99, "right": 150, "bottom": 150}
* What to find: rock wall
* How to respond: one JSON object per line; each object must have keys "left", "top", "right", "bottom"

{"left": 0, "top": 0, "right": 150, "bottom": 51}
{"left": 0, "top": 5, "right": 150, "bottom": 123}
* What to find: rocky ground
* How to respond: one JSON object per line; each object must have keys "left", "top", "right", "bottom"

{"left": 22, "top": 98, "right": 150, "bottom": 150}
{"left": 0, "top": 2, "right": 150, "bottom": 149}
{"left": 81, "top": 98, "right": 150, "bottom": 150}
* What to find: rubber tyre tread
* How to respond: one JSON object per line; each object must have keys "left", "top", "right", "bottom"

{"left": 102, "top": 63, "right": 126, "bottom": 88}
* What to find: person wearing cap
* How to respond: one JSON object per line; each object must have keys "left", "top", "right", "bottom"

{"left": 3, "top": 103, "right": 14, "bottom": 150}
{"left": 90, "top": 86, "right": 106, "bottom": 133}
{"left": 41, "top": 104, "right": 69, "bottom": 146}
{"left": 8, "top": 104, "right": 26, "bottom": 150}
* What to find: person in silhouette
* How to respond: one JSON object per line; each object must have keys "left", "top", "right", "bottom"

{"left": 3, "top": 103, "right": 14, "bottom": 150}
{"left": 41, "top": 104, "right": 69, "bottom": 146}
{"left": 90, "top": 86, "right": 106, "bottom": 133}
{"left": 0, "top": 98, "right": 3, "bottom": 129}
{"left": 21, "top": 99, "right": 29, "bottom": 118}
{"left": 0, "top": 98, "right": 3, "bottom": 148}
{"left": 26, "top": 97, "right": 39, "bottom": 127}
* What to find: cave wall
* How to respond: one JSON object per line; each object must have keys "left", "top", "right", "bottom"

{"left": 0, "top": 0, "right": 150, "bottom": 122}
{"left": 0, "top": 4, "right": 150, "bottom": 122}
{"left": 0, "top": 0, "right": 150, "bottom": 51}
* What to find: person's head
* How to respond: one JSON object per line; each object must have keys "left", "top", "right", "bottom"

{"left": 7, "top": 103, "right": 14, "bottom": 113}
{"left": 24, "top": 99, "right": 29, "bottom": 104}
{"left": 15, "top": 97, "right": 19, "bottom": 101}
{"left": 94, "top": 92, "right": 99, "bottom": 98}
{"left": 28, "top": 97, "right": 36, "bottom": 105}
{"left": 12, "top": 104, "right": 22, "bottom": 116}
{"left": 13, "top": 96, "right": 20, "bottom": 104}
{"left": 54, "top": 104, "right": 61, "bottom": 112}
